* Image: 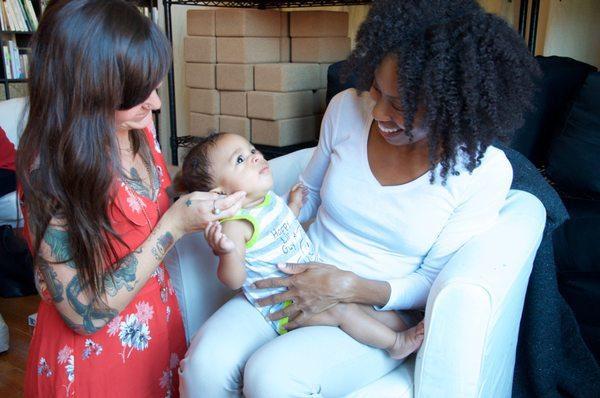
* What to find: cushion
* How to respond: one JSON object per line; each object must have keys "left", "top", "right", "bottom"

{"left": 546, "top": 72, "right": 600, "bottom": 195}
{"left": 553, "top": 217, "right": 600, "bottom": 364}
{"left": 510, "top": 56, "right": 597, "bottom": 167}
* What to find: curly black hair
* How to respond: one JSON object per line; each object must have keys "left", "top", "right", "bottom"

{"left": 345, "top": 0, "right": 540, "bottom": 182}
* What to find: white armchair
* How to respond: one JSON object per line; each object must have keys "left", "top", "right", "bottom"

{"left": 166, "top": 148, "right": 546, "bottom": 397}
{"left": 0, "top": 97, "right": 27, "bottom": 227}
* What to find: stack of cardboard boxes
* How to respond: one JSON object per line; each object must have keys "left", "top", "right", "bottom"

{"left": 185, "top": 9, "right": 350, "bottom": 148}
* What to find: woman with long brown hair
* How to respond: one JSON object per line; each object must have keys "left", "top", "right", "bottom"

{"left": 17, "top": 1, "right": 244, "bottom": 396}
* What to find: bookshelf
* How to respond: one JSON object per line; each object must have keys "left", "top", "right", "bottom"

{"left": 0, "top": 0, "right": 42, "bottom": 100}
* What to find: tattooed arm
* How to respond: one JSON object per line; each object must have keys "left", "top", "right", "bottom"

{"left": 35, "top": 190, "right": 246, "bottom": 335}
{"left": 36, "top": 217, "right": 177, "bottom": 335}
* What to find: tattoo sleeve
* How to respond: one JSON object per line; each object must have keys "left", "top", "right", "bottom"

{"left": 151, "top": 232, "right": 174, "bottom": 260}
{"left": 37, "top": 257, "right": 64, "bottom": 303}
{"left": 41, "top": 227, "right": 127, "bottom": 334}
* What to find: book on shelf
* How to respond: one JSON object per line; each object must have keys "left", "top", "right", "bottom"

{"left": 2, "top": 37, "right": 29, "bottom": 79}
{"left": 1, "top": 0, "right": 38, "bottom": 32}
{"left": 2, "top": 44, "right": 11, "bottom": 79}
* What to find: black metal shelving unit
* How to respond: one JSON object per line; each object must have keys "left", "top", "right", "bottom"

{"left": 162, "top": 0, "right": 372, "bottom": 164}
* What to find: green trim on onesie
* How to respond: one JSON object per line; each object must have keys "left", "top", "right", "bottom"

{"left": 276, "top": 300, "right": 292, "bottom": 335}
{"left": 220, "top": 193, "right": 273, "bottom": 248}
{"left": 255, "top": 192, "right": 272, "bottom": 209}
{"left": 221, "top": 214, "right": 260, "bottom": 248}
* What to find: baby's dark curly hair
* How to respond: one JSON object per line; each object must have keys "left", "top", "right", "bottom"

{"left": 345, "top": 0, "right": 540, "bottom": 182}
{"left": 172, "top": 133, "right": 225, "bottom": 194}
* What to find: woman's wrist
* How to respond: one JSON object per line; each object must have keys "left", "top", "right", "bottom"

{"left": 343, "top": 271, "right": 391, "bottom": 307}
{"left": 157, "top": 212, "right": 184, "bottom": 242}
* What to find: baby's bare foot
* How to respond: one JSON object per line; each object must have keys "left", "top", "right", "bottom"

{"left": 386, "top": 321, "right": 425, "bottom": 360}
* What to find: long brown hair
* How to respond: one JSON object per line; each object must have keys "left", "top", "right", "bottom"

{"left": 16, "top": 0, "right": 172, "bottom": 300}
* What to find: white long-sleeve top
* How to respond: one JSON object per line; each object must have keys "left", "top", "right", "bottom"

{"left": 299, "top": 89, "right": 513, "bottom": 310}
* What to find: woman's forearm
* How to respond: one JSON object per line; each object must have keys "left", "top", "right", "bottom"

{"left": 342, "top": 271, "right": 391, "bottom": 308}
{"left": 39, "top": 216, "right": 180, "bottom": 335}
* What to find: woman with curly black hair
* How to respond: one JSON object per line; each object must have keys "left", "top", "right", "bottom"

{"left": 180, "top": 1, "right": 540, "bottom": 396}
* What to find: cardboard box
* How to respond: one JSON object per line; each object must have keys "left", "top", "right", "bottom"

{"left": 186, "top": 63, "right": 216, "bottom": 89}
{"left": 248, "top": 91, "right": 314, "bottom": 120}
{"left": 292, "top": 37, "right": 351, "bottom": 63}
{"left": 216, "top": 9, "right": 281, "bottom": 37}
{"left": 254, "top": 63, "right": 320, "bottom": 92}
{"left": 188, "top": 89, "right": 220, "bottom": 115}
{"left": 280, "top": 11, "right": 289, "bottom": 36}
{"left": 319, "top": 63, "right": 332, "bottom": 89}
{"left": 187, "top": 10, "right": 215, "bottom": 36}
{"left": 280, "top": 37, "right": 290, "bottom": 63}
{"left": 217, "top": 37, "right": 280, "bottom": 64}
{"left": 220, "top": 116, "right": 251, "bottom": 140}
{"left": 189, "top": 112, "right": 219, "bottom": 137}
{"left": 184, "top": 36, "right": 216, "bottom": 63}
{"left": 252, "top": 116, "right": 316, "bottom": 147}
{"left": 216, "top": 64, "right": 254, "bottom": 91}
{"left": 313, "top": 89, "right": 327, "bottom": 115}
{"left": 290, "top": 11, "right": 349, "bottom": 37}
{"left": 220, "top": 91, "right": 247, "bottom": 117}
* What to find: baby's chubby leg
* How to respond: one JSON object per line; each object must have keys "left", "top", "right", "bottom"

{"left": 303, "top": 303, "right": 424, "bottom": 360}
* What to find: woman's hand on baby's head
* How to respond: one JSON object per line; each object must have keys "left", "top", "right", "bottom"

{"left": 165, "top": 191, "right": 246, "bottom": 238}
{"left": 204, "top": 221, "right": 236, "bottom": 256}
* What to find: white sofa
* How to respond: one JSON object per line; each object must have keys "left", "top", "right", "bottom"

{"left": 166, "top": 148, "right": 547, "bottom": 397}
{"left": 1, "top": 96, "right": 547, "bottom": 396}
{"left": 0, "top": 97, "right": 27, "bottom": 227}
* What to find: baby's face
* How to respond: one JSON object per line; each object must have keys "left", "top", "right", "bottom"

{"left": 210, "top": 134, "right": 273, "bottom": 201}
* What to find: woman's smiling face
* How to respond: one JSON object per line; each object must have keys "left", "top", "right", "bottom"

{"left": 115, "top": 88, "right": 161, "bottom": 133}
{"left": 369, "top": 55, "right": 429, "bottom": 146}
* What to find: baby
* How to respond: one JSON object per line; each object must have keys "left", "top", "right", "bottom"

{"left": 175, "top": 133, "right": 423, "bottom": 359}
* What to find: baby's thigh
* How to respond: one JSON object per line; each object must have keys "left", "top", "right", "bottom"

{"left": 244, "top": 325, "right": 401, "bottom": 398}
{"left": 179, "top": 294, "right": 276, "bottom": 397}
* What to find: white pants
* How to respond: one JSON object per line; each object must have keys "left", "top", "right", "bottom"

{"left": 179, "top": 294, "right": 404, "bottom": 398}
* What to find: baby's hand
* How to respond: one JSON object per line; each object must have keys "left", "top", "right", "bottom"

{"left": 288, "top": 183, "right": 307, "bottom": 210}
{"left": 204, "top": 221, "right": 236, "bottom": 256}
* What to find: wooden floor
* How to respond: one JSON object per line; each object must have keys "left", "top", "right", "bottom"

{"left": 0, "top": 294, "right": 40, "bottom": 397}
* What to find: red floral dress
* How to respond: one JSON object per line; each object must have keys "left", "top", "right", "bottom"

{"left": 24, "top": 127, "right": 187, "bottom": 397}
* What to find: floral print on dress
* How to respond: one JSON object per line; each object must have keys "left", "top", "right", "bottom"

{"left": 83, "top": 339, "right": 103, "bottom": 360}
{"left": 153, "top": 265, "right": 175, "bottom": 304}
{"left": 136, "top": 301, "right": 155, "bottom": 323}
{"left": 159, "top": 353, "right": 180, "bottom": 398}
{"left": 107, "top": 315, "right": 122, "bottom": 337}
{"left": 57, "top": 347, "right": 75, "bottom": 397}
{"left": 123, "top": 182, "right": 147, "bottom": 214}
{"left": 37, "top": 357, "right": 53, "bottom": 377}
{"left": 114, "top": 302, "right": 155, "bottom": 363}
{"left": 118, "top": 313, "right": 152, "bottom": 363}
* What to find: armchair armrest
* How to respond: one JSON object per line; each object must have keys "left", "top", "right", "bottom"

{"left": 414, "top": 190, "right": 546, "bottom": 397}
